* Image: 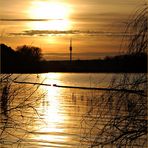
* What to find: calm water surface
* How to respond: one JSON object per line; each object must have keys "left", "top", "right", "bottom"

{"left": 0, "top": 73, "right": 113, "bottom": 147}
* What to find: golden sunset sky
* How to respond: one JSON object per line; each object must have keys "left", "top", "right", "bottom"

{"left": 0, "top": 0, "right": 146, "bottom": 60}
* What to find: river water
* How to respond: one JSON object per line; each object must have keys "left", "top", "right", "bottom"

{"left": 0, "top": 73, "right": 146, "bottom": 147}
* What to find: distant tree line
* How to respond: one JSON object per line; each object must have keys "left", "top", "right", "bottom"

{"left": 40, "top": 52, "right": 147, "bottom": 73}
{"left": 0, "top": 44, "right": 42, "bottom": 73}
{"left": 0, "top": 43, "right": 147, "bottom": 73}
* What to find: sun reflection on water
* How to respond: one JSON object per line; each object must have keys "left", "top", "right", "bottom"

{"left": 41, "top": 85, "right": 64, "bottom": 125}
{"left": 31, "top": 73, "right": 69, "bottom": 144}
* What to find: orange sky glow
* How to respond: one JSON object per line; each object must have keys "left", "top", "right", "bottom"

{"left": 0, "top": 0, "right": 146, "bottom": 60}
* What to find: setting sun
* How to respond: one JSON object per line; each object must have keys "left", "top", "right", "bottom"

{"left": 29, "top": 1, "right": 71, "bottom": 20}
{"left": 27, "top": 1, "right": 72, "bottom": 31}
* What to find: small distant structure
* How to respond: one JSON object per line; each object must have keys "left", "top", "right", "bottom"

{"left": 69, "top": 39, "right": 72, "bottom": 62}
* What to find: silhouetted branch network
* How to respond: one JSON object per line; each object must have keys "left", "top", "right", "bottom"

{"left": 81, "top": 4, "right": 147, "bottom": 148}
{"left": 0, "top": 74, "right": 46, "bottom": 146}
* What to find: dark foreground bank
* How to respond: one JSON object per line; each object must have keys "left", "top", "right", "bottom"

{"left": 1, "top": 54, "right": 147, "bottom": 73}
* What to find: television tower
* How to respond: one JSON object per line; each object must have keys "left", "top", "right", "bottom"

{"left": 69, "top": 38, "right": 72, "bottom": 62}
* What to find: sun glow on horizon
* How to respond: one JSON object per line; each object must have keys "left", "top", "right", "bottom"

{"left": 27, "top": 19, "right": 71, "bottom": 31}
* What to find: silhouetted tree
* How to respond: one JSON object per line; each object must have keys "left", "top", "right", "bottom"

{"left": 16, "top": 45, "right": 42, "bottom": 64}
{"left": 0, "top": 44, "right": 17, "bottom": 72}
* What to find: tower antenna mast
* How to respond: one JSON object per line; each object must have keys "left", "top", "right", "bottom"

{"left": 69, "top": 38, "right": 72, "bottom": 62}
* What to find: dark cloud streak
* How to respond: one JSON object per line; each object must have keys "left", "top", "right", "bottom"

{"left": 9, "top": 29, "right": 130, "bottom": 37}
{"left": 0, "top": 18, "right": 63, "bottom": 22}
